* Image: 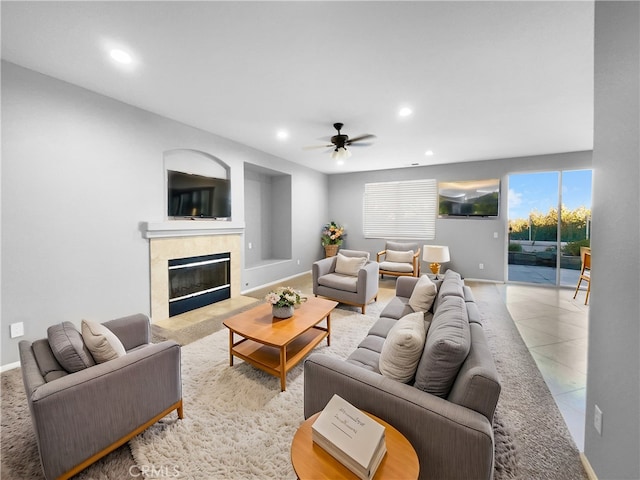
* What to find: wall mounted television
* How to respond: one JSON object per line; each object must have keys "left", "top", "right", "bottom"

{"left": 438, "top": 178, "right": 500, "bottom": 218}
{"left": 167, "top": 170, "right": 231, "bottom": 219}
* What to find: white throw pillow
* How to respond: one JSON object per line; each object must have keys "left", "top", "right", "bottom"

{"left": 385, "top": 249, "right": 414, "bottom": 263}
{"left": 81, "top": 319, "right": 126, "bottom": 363}
{"left": 335, "top": 253, "right": 368, "bottom": 276}
{"left": 409, "top": 275, "right": 438, "bottom": 312}
{"left": 379, "top": 312, "right": 428, "bottom": 383}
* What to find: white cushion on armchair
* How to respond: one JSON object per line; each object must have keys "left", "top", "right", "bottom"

{"left": 335, "top": 253, "right": 368, "bottom": 276}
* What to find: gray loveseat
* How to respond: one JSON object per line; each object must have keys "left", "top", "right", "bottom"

{"left": 304, "top": 271, "right": 501, "bottom": 480}
{"left": 19, "top": 313, "right": 183, "bottom": 480}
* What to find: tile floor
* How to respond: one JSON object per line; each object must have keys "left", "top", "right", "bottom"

{"left": 497, "top": 282, "right": 589, "bottom": 451}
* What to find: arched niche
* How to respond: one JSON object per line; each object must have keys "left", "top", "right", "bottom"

{"left": 164, "top": 149, "right": 229, "bottom": 179}
{"left": 164, "top": 149, "right": 231, "bottom": 220}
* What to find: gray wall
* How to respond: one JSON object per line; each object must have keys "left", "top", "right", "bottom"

{"left": 328, "top": 151, "right": 591, "bottom": 281}
{"left": 585, "top": 2, "right": 640, "bottom": 478}
{"left": 1, "top": 62, "right": 328, "bottom": 366}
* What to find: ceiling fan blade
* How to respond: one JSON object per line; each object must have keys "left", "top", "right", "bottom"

{"left": 349, "top": 142, "right": 375, "bottom": 147}
{"left": 302, "top": 144, "right": 333, "bottom": 150}
{"left": 347, "top": 134, "right": 377, "bottom": 144}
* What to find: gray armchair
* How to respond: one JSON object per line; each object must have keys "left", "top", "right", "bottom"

{"left": 376, "top": 241, "right": 421, "bottom": 278}
{"left": 19, "top": 313, "right": 182, "bottom": 480}
{"left": 312, "top": 249, "right": 379, "bottom": 314}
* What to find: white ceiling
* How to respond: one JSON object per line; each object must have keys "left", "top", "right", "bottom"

{"left": 1, "top": 1, "right": 594, "bottom": 174}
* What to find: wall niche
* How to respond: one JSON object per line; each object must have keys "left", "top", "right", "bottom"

{"left": 244, "top": 162, "right": 292, "bottom": 268}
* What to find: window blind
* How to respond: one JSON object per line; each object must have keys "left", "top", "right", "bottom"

{"left": 363, "top": 179, "right": 437, "bottom": 239}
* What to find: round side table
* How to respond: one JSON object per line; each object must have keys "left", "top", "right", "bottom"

{"left": 291, "top": 411, "right": 419, "bottom": 480}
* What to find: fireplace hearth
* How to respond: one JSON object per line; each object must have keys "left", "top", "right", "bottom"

{"left": 168, "top": 252, "right": 231, "bottom": 316}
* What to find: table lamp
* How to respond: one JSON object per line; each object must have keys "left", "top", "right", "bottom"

{"left": 423, "top": 245, "right": 450, "bottom": 276}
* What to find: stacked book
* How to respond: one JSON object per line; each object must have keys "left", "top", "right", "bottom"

{"left": 311, "top": 394, "right": 387, "bottom": 480}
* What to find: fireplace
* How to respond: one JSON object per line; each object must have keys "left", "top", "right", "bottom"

{"left": 168, "top": 252, "right": 231, "bottom": 316}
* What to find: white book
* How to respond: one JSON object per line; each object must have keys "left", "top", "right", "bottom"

{"left": 312, "top": 394, "right": 386, "bottom": 479}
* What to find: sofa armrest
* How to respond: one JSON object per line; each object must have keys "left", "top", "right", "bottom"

{"left": 102, "top": 313, "right": 150, "bottom": 350}
{"left": 412, "top": 248, "right": 421, "bottom": 275}
{"left": 312, "top": 257, "right": 337, "bottom": 294}
{"left": 28, "top": 341, "right": 181, "bottom": 480}
{"left": 358, "top": 261, "right": 380, "bottom": 298}
{"left": 395, "top": 276, "right": 420, "bottom": 298}
{"left": 304, "top": 354, "right": 494, "bottom": 480}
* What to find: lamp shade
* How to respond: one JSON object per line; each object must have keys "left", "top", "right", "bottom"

{"left": 423, "top": 245, "right": 450, "bottom": 263}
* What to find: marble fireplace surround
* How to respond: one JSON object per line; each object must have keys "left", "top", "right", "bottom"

{"left": 142, "top": 221, "right": 243, "bottom": 322}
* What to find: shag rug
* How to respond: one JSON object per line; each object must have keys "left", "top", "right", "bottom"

{"left": 1, "top": 284, "right": 587, "bottom": 479}
{"left": 129, "top": 307, "right": 517, "bottom": 479}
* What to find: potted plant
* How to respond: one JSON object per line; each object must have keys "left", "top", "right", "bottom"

{"left": 265, "top": 286, "right": 304, "bottom": 319}
{"left": 321, "top": 221, "right": 345, "bottom": 257}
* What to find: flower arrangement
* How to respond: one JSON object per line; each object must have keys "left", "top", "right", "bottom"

{"left": 264, "top": 286, "right": 303, "bottom": 308}
{"left": 321, "top": 221, "right": 345, "bottom": 246}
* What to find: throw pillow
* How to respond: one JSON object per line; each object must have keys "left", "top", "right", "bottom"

{"left": 81, "top": 319, "right": 127, "bottom": 363}
{"left": 409, "top": 275, "right": 438, "bottom": 312}
{"left": 335, "top": 253, "right": 367, "bottom": 276}
{"left": 413, "top": 295, "right": 471, "bottom": 397}
{"left": 384, "top": 249, "right": 414, "bottom": 263}
{"left": 47, "top": 321, "right": 96, "bottom": 373}
{"left": 379, "top": 312, "right": 429, "bottom": 383}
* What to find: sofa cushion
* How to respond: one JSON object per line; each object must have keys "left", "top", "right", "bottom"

{"left": 379, "top": 296, "right": 415, "bottom": 320}
{"left": 81, "top": 319, "right": 127, "bottom": 363}
{"left": 409, "top": 275, "right": 437, "bottom": 312}
{"left": 367, "top": 317, "right": 398, "bottom": 338}
{"left": 318, "top": 272, "right": 359, "bottom": 292}
{"left": 385, "top": 241, "right": 418, "bottom": 253}
{"left": 379, "top": 261, "right": 415, "bottom": 273}
{"left": 414, "top": 295, "right": 471, "bottom": 397}
{"left": 32, "top": 339, "right": 68, "bottom": 382}
{"left": 347, "top": 347, "right": 382, "bottom": 372}
{"left": 47, "top": 321, "right": 96, "bottom": 373}
{"left": 335, "top": 253, "right": 367, "bottom": 276}
{"left": 379, "top": 312, "right": 429, "bottom": 383}
{"left": 385, "top": 249, "right": 414, "bottom": 263}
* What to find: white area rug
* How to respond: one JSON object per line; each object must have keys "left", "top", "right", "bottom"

{"left": 129, "top": 308, "right": 377, "bottom": 479}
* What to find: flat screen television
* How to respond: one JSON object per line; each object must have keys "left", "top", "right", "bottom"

{"left": 438, "top": 179, "right": 500, "bottom": 218}
{"left": 167, "top": 170, "right": 231, "bottom": 219}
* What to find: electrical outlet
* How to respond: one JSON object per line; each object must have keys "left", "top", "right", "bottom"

{"left": 248, "top": 242, "right": 252, "bottom": 249}
{"left": 297, "top": 259, "right": 300, "bottom": 265}
{"left": 594, "top": 405, "right": 603, "bottom": 435}
{"left": 479, "top": 263, "right": 484, "bottom": 270}
{"left": 493, "top": 232, "right": 499, "bottom": 239}
{"left": 10, "top": 322, "right": 24, "bottom": 338}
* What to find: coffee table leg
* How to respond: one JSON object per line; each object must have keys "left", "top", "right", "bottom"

{"left": 280, "top": 347, "right": 286, "bottom": 391}
{"left": 228, "top": 330, "right": 234, "bottom": 366}
{"left": 326, "top": 314, "right": 331, "bottom": 346}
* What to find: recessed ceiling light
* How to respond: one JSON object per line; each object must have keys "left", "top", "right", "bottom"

{"left": 398, "top": 107, "right": 413, "bottom": 117}
{"left": 109, "top": 49, "right": 132, "bottom": 64}
{"left": 425, "top": 150, "right": 434, "bottom": 156}
{"left": 276, "top": 130, "right": 289, "bottom": 140}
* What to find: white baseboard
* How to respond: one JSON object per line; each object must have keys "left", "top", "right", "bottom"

{"left": 241, "top": 270, "right": 312, "bottom": 295}
{"left": 1, "top": 361, "right": 20, "bottom": 373}
{"left": 580, "top": 453, "right": 598, "bottom": 480}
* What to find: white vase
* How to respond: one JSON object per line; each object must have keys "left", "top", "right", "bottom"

{"left": 272, "top": 305, "right": 294, "bottom": 319}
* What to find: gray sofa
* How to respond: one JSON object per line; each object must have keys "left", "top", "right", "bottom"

{"left": 304, "top": 271, "right": 501, "bottom": 480}
{"left": 19, "top": 313, "right": 183, "bottom": 480}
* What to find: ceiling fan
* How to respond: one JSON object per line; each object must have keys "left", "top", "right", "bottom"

{"left": 304, "top": 123, "right": 376, "bottom": 161}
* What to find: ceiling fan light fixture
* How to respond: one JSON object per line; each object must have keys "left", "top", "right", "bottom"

{"left": 331, "top": 146, "right": 351, "bottom": 161}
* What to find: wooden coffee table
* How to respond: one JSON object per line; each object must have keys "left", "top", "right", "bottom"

{"left": 223, "top": 297, "right": 338, "bottom": 391}
{"left": 291, "top": 411, "right": 419, "bottom": 480}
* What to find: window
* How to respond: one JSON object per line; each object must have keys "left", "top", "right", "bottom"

{"left": 363, "top": 179, "right": 437, "bottom": 239}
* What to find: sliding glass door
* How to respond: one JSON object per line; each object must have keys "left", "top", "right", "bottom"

{"left": 508, "top": 170, "right": 592, "bottom": 286}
